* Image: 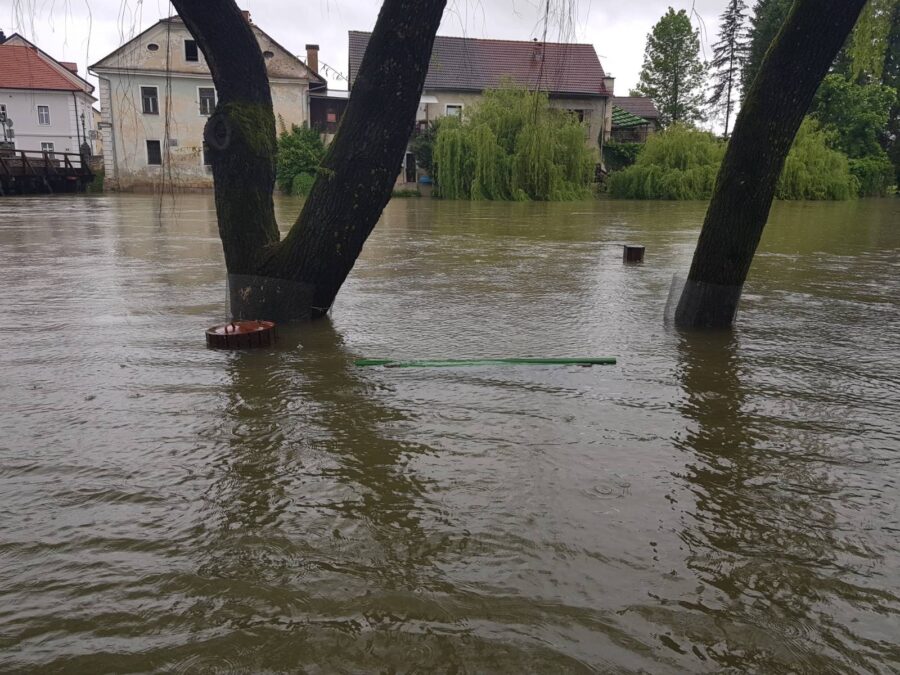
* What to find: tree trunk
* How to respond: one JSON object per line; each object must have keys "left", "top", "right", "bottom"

{"left": 674, "top": 0, "right": 868, "bottom": 329}
{"left": 170, "top": 0, "right": 446, "bottom": 321}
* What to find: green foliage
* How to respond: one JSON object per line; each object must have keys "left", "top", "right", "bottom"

{"left": 85, "top": 169, "right": 104, "bottom": 194}
{"left": 275, "top": 124, "right": 325, "bottom": 193}
{"left": 634, "top": 8, "right": 707, "bottom": 126}
{"left": 409, "top": 120, "right": 440, "bottom": 175}
{"left": 433, "top": 87, "right": 595, "bottom": 201}
{"left": 776, "top": 119, "right": 858, "bottom": 200}
{"left": 743, "top": 0, "right": 793, "bottom": 94}
{"left": 609, "top": 120, "right": 863, "bottom": 201}
{"left": 603, "top": 141, "right": 642, "bottom": 171}
{"left": 708, "top": 0, "right": 750, "bottom": 136}
{"left": 812, "top": 74, "right": 897, "bottom": 159}
{"left": 607, "top": 125, "right": 725, "bottom": 199}
{"left": 290, "top": 172, "right": 317, "bottom": 196}
{"left": 849, "top": 155, "right": 895, "bottom": 196}
{"left": 391, "top": 188, "right": 422, "bottom": 198}
{"left": 846, "top": 0, "right": 898, "bottom": 82}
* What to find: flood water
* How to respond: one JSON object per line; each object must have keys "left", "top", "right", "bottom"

{"left": 0, "top": 193, "right": 898, "bottom": 672}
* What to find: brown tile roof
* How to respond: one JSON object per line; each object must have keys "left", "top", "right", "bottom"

{"left": 0, "top": 44, "right": 83, "bottom": 91}
{"left": 611, "top": 96, "right": 660, "bottom": 120}
{"left": 349, "top": 31, "right": 610, "bottom": 98}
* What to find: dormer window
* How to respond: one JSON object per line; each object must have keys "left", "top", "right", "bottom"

{"left": 184, "top": 40, "right": 199, "bottom": 62}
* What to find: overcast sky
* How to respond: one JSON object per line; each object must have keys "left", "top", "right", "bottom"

{"left": 1, "top": 0, "right": 727, "bottom": 98}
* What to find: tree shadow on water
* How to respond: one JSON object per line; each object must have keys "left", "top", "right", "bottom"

{"left": 654, "top": 331, "right": 897, "bottom": 672}
{"left": 175, "top": 320, "right": 479, "bottom": 670}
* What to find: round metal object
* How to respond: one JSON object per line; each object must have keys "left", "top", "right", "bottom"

{"left": 206, "top": 320, "right": 276, "bottom": 349}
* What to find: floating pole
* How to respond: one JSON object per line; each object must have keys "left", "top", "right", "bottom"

{"left": 206, "top": 320, "right": 276, "bottom": 349}
{"left": 623, "top": 244, "right": 645, "bottom": 263}
{"left": 355, "top": 357, "right": 617, "bottom": 368}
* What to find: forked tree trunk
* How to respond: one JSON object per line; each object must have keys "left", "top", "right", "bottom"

{"left": 674, "top": 0, "right": 868, "bottom": 329}
{"left": 170, "top": 0, "right": 446, "bottom": 320}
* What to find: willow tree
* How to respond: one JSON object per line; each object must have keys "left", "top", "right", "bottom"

{"left": 168, "top": 0, "right": 446, "bottom": 321}
{"left": 674, "top": 0, "right": 869, "bottom": 329}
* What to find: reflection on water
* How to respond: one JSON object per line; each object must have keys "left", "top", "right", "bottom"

{"left": 0, "top": 194, "right": 898, "bottom": 672}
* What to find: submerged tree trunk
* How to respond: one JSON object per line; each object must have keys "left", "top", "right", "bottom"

{"left": 170, "top": 0, "right": 446, "bottom": 320}
{"left": 674, "top": 0, "right": 868, "bottom": 329}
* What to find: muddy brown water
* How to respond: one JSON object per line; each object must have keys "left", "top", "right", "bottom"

{"left": 0, "top": 194, "right": 898, "bottom": 673}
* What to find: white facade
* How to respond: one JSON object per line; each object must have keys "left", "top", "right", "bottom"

{"left": 0, "top": 35, "right": 98, "bottom": 156}
{"left": 0, "top": 89, "right": 96, "bottom": 155}
{"left": 91, "top": 17, "right": 319, "bottom": 191}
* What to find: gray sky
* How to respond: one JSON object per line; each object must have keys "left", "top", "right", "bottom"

{"left": 1, "top": 0, "right": 727, "bottom": 98}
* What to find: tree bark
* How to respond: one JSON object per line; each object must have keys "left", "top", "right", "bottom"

{"left": 674, "top": 0, "right": 868, "bottom": 329}
{"left": 170, "top": 0, "right": 446, "bottom": 321}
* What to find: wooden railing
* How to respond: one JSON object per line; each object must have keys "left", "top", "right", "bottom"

{"left": 0, "top": 150, "right": 93, "bottom": 178}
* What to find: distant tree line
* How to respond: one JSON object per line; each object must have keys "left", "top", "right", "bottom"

{"left": 618, "top": 0, "right": 899, "bottom": 199}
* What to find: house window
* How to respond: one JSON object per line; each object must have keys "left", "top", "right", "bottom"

{"left": 41, "top": 142, "right": 55, "bottom": 157}
{"left": 326, "top": 110, "right": 337, "bottom": 123}
{"left": 37, "top": 105, "right": 51, "bottom": 125}
{"left": 202, "top": 142, "right": 212, "bottom": 166}
{"left": 147, "top": 43, "right": 160, "bottom": 52}
{"left": 146, "top": 140, "right": 162, "bottom": 165}
{"left": 141, "top": 86, "right": 159, "bottom": 115}
{"left": 445, "top": 104, "right": 463, "bottom": 118}
{"left": 0, "top": 104, "right": 6, "bottom": 122}
{"left": 184, "top": 40, "right": 199, "bottom": 62}
{"left": 198, "top": 87, "right": 216, "bottom": 116}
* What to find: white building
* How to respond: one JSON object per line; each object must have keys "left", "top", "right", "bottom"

{"left": 0, "top": 34, "right": 98, "bottom": 157}
{"left": 90, "top": 13, "right": 323, "bottom": 191}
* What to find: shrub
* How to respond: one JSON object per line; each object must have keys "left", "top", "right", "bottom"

{"left": 433, "top": 86, "right": 595, "bottom": 201}
{"left": 848, "top": 154, "right": 895, "bottom": 197}
{"left": 85, "top": 169, "right": 104, "bottom": 193}
{"left": 391, "top": 188, "right": 421, "bottom": 198}
{"left": 607, "top": 125, "right": 725, "bottom": 199}
{"left": 290, "top": 172, "right": 317, "bottom": 196}
{"left": 409, "top": 120, "right": 440, "bottom": 176}
{"left": 776, "top": 119, "right": 857, "bottom": 200}
{"left": 276, "top": 124, "right": 325, "bottom": 193}
{"left": 603, "top": 141, "right": 642, "bottom": 171}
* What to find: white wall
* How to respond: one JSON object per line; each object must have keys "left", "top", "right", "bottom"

{"left": 0, "top": 89, "right": 95, "bottom": 154}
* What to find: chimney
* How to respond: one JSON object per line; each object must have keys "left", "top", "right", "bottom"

{"left": 305, "top": 44, "right": 319, "bottom": 74}
{"left": 60, "top": 62, "right": 79, "bottom": 74}
{"left": 0, "top": 29, "right": 6, "bottom": 43}
{"left": 241, "top": 10, "right": 251, "bottom": 24}
{"left": 603, "top": 75, "right": 615, "bottom": 95}
{"left": 532, "top": 38, "right": 543, "bottom": 61}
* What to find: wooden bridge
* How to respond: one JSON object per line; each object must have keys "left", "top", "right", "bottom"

{"left": 0, "top": 149, "right": 94, "bottom": 196}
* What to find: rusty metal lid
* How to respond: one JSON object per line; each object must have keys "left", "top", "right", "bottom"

{"left": 206, "top": 320, "right": 277, "bottom": 349}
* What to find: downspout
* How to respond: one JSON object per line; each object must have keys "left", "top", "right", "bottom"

{"left": 72, "top": 91, "right": 81, "bottom": 152}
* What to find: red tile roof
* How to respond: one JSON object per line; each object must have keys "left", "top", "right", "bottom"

{"left": 612, "top": 96, "right": 660, "bottom": 120}
{"left": 0, "top": 44, "right": 83, "bottom": 91}
{"left": 349, "top": 31, "right": 610, "bottom": 98}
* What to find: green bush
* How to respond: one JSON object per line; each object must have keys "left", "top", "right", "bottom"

{"left": 391, "top": 188, "right": 421, "bottom": 198}
{"left": 776, "top": 119, "right": 857, "bottom": 200}
{"left": 290, "top": 172, "right": 317, "bottom": 196}
{"left": 607, "top": 125, "right": 725, "bottom": 199}
{"left": 433, "top": 86, "right": 595, "bottom": 201}
{"left": 409, "top": 120, "right": 440, "bottom": 176}
{"left": 603, "top": 141, "right": 642, "bottom": 171}
{"left": 276, "top": 124, "right": 325, "bottom": 193}
{"left": 85, "top": 168, "right": 104, "bottom": 193}
{"left": 848, "top": 154, "right": 895, "bottom": 197}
